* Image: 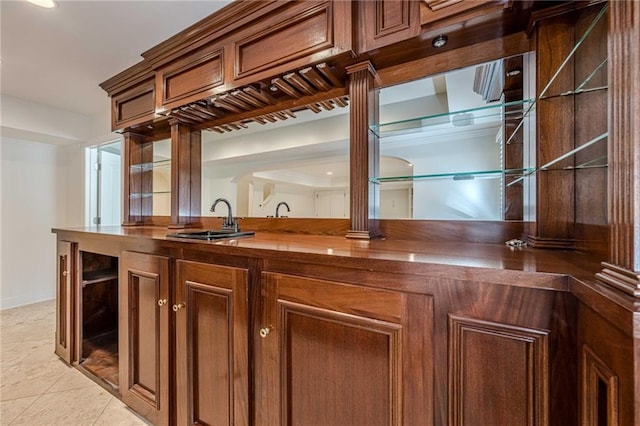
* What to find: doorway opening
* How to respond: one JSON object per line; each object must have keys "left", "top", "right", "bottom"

{"left": 87, "top": 141, "right": 121, "bottom": 226}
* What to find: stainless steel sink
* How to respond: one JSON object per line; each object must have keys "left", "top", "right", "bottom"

{"left": 166, "top": 229, "right": 255, "bottom": 240}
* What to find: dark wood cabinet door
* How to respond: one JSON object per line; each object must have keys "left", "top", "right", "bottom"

{"left": 256, "top": 272, "right": 433, "bottom": 426}
{"left": 358, "top": 0, "right": 420, "bottom": 53}
{"left": 175, "top": 260, "right": 249, "bottom": 426}
{"left": 119, "top": 251, "right": 170, "bottom": 426}
{"left": 55, "top": 240, "right": 76, "bottom": 363}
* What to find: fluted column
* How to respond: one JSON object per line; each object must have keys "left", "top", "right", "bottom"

{"left": 169, "top": 120, "right": 202, "bottom": 229}
{"left": 596, "top": 0, "right": 640, "bottom": 295}
{"left": 346, "top": 61, "right": 379, "bottom": 239}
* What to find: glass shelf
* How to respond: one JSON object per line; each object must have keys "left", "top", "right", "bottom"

{"left": 505, "top": 4, "right": 608, "bottom": 145}
{"left": 370, "top": 99, "right": 533, "bottom": 139}
{"left": 130, "top": 159, "right": 171, "bottom": 173}
{"left": 507, "top": 132, "right": 608, "bottom": 187}
{"left": 371, "top": 168, "right": 533, "bottom": 184}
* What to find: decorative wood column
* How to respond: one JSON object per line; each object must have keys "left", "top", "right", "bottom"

{"left": 122, "top": 132, "right": 152, "bottom": 226}
{"left": 596, "top": 1, "right": 640, "bottom": 296}
{"left": 346, "top": 61, "right": 380, "bottom": 239}
{"left": 169, "top": 120, "right": 202, "bottom": 229}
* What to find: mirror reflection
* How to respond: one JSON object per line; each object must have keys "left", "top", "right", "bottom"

{"left": 151, "top": 138, "right": 171, "bottom": 216}
{"left": 201, "top": 106, "right": 351, "bottom": 219}
{"left": 153, "top": 53, "right": 534, "bottom": 221}
{"left": 376, "top": 53, "right": 535, "bottom": 221}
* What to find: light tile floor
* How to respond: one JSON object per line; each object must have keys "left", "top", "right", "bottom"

{"left": 0, "top": 300, "right": 149, "bottom": 425}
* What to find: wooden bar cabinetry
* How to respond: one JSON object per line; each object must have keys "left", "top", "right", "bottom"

{"left": 174, "top": 260, "right": 249, "bottom": 426}
{"left": 256, "top": 272, "right": 433, "bottom": 425}
{"left": 119, "top": 251, "right": 171, "bottom": 425}
{"left": 55, "top": 240, "right": 76, "bottom": 364}
{"left": 54, "top": 228, "right": 615, "bottom": 425}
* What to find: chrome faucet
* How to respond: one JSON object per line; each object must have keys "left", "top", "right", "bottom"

{"left": 211, "top": 198, "right": 239, "bottom": 231}
{"left": 275, "top": 201, "right": 291, "bottom": 218}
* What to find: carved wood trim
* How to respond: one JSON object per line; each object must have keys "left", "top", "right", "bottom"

{"left": 346, "top": 61, "right": 380, "bottom": 239}
{"left": 601, "top": 0, "right": 640, "bottom": 284}
{"left": 420, "top": 0, "right": 504, "bottom": 27}
{"left": 126, "top": 270, "right": 162, "bottom": 408}
{"left": 156, "top": 47, "right": 224, "bottom": 112}
{"left": 169, "top": 122, "right": 201, "bottom": 229}
{"left": 119, "top": 251, "right": 170, "bottom": 425}
{"left": 277, "top": 300, "right": 403, "bottom": 426}
{"left": 55, "top": 240, "right": 75, "bottom": 363}
{"left": 142, "top": 1, "right": 282, "bottom": 69}
{"left": 448, "top": 315, "right": 549, "bottom": 426}
{"left": 423, "top": 0, "right": 463, "bottom": 12}
{"left": 175, "top": 260, "right": 249, "bottom": 426}
{"left": 185, "top": 282, "right": 233, "bottom": 424}
{"left": 375, "top": 0, "right": 411, "bottom": 38}
{"left": 596, "top": 262, "right": 640, "bottom": 298}
{"left": 112, "top": 81, "right": 155, "bottom": 131}
{"left": 235, "top": 3, "right": 334, "bottom": 80}
{"left": 160, "top": 63, "right": 347, "bottom": 133}
{"left": 581, "top": 344, "right": 619, "bottom": 426}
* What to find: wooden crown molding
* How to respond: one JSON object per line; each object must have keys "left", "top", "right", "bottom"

{"left": 99, "top": 60, "right": 153, "bottom": 97}
{"left": 142, "top": 1, "right": 283, "bottom": 70}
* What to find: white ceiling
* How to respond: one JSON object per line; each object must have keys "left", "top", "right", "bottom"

{"left": 0, "top": 0, "right": 233, "bottom": 117}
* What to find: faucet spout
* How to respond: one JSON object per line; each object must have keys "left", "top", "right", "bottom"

{"left": 275, "top": 201, "right": 291, "bottom": 218}
{"left": 211, "top": 198, "right": 237, "bottom": 230}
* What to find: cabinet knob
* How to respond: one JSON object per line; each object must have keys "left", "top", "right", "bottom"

{"left": 173, "top": 303, "right": 186, "bottom": 312}
{"left": 157, "top": 299, "right": 168, "bottom": 307}
{"left": 62, "top": 271, "right": 68, "bottom": 277}
{"left": 259, "top": 327, "right": 272, "bottom": 338}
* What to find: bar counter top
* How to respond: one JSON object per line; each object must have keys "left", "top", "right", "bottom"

{"left": 52, "top": 225, "right": 609, "bottom": 292}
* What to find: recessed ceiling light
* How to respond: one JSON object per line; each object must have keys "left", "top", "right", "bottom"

{"left": 27, "top": 0, "right": 57, "bottom": 8}
{"left": 432, "top": 35, "right": 448, "bottom": 48}
{"left": 326, "top": 171, "right": 333, "bottom": 175}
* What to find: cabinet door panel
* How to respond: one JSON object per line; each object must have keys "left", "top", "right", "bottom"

{"left": 257, "top": 272, "right": 433, "bottom": 426}
{"left": 176, "top": 260, "right": 249, "bottom": 426}
{"left": 55, "top": 240, "right": 76, "bottom": 363}
{"left": 119, "top": 251, "right": 170, "bottom": 426}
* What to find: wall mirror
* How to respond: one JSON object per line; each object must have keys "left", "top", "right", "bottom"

{"left": 150, "top": 138, "right": 171, "bottom": 216}
{"left": 373, "top": 52, "right": 536, "bottom": 221}
{"left": 194, "top": 53, "right": 535, "bottom": 221}
{"left": 200, "top": 106, "right": 351, "bottom": 219}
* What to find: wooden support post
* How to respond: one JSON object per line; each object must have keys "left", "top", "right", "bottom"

{"left": 596, "top": 0, "right": 640, "bottom": 296}
{"left": 169, "top": 120, "right": 202, "bottom": 229}
{"left": 345, "top": 61, "right": 380, "bottom": 239}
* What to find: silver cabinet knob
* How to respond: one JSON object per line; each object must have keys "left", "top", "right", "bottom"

{"left": 173, "top": 303, "right": 186, "bottom": 312}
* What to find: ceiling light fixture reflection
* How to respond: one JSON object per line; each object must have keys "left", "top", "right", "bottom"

{"left": 506, "top": 68, "right": 522, "bottom": 77}
{"left": 27, "top": 0, "right": 57, "bottom": 8}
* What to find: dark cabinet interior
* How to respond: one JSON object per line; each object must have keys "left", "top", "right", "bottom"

{"left": 79, "top": 251, "right": 119, "bottom": 389}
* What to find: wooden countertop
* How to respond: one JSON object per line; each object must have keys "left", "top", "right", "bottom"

{"left": 52, "top": 225, "right": 607, "bottom": 292}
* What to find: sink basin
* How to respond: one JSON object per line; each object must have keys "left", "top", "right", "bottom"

{"left": 166, "top": 230, "right": 255, "bottom": 241}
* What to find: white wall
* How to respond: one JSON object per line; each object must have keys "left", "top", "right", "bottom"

{"left": 1, "top": 138, "right": 62, "bottom": 308}
{"left": 1, "top": 95, "right": 112, "bottom": 308}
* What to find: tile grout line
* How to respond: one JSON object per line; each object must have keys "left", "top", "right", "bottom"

{"left": 8, "top": 394, "right": 44, "bottom": 425}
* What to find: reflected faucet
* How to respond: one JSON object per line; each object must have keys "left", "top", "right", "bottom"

{"left": 211, "top": 198, "right": 238, "bottom": 231}
{"left": 275, "top": 201, "right": 291, "bottom": 218}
